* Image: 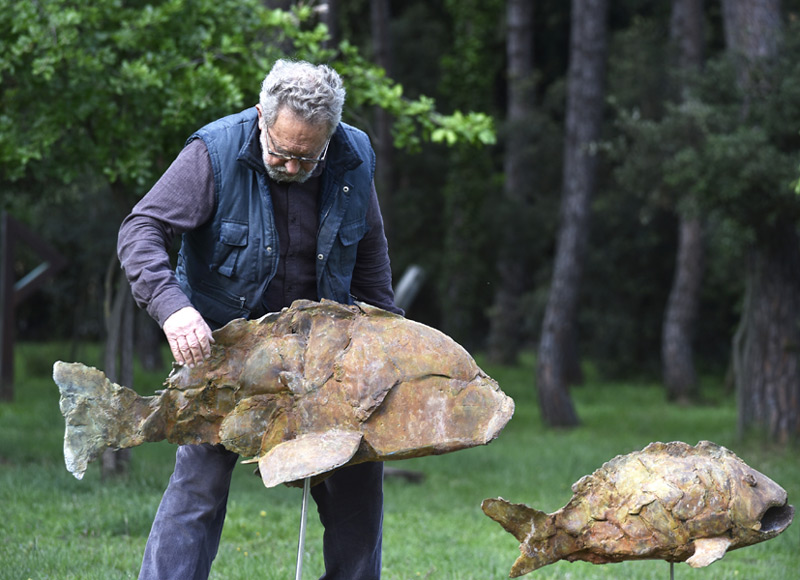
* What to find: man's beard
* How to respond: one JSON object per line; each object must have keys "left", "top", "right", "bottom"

{"left": 260, "top": 130, "right": 313, "bottom": 184}
{"left": 265, "top": 163, "right": 313, "bottom": 184}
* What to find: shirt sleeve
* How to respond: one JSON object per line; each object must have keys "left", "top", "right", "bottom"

{"left": 117, "top": 139, "right": 216, "bottom": 327}
{"left": 349, "top": 182, "right": 404, "bottom": 316}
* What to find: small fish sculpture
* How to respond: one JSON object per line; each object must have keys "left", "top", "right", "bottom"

{"left": 54, "top": 299, "right": 514, "bottom": 487}
{"left": 482, "top": 440, "right": 794, "bottom": 577}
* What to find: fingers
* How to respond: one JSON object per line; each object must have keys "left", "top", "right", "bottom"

{"left": 199, "top": 327, "right": 214, "bottom": 359}
{"left": 169, "top": 330, "right": 202, "bottom": 367}
{"left": 163, "top": 306, "right": 215, "bottom": 368}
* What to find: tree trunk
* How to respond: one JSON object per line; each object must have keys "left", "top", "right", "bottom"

{"left": 722, "top": 0, "right": 781, "bottom": 116}
{"left": 486, "top": 0, "right": 534, "bottom": 365}
{"left": 371, "top": 0, "right": 395, "bottom": 242}
{"left": 263, "top": 0, "right": 292, "bottom": 9}
{"left": 662, "top": 216, "right": 704, "bottom": 402}
{"left": 670, "top": 0, "right": 705, "bottom": 75}
{"left": 662, "top": 0, "right": 705, "bottom": 402}
{"left": 101, "top": 256, "right": 135, "bottom": 478}
{"left": 734, "top": 226, "right": 800, "bottom": 443}
{"left": 136, "top": 308, "right": 164, "bottom": 372}
{"left": 723, "top": 0, "right": 800, "bottom": 443}
{"left": 319, "top": 0, "right": 338, "bottom": 48}
{"left": 536, "top": 0, "right": 608, "bottom": 428}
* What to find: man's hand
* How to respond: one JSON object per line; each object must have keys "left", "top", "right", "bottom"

{"left": 163, "top": 306, "right": 214, "bottom": 367}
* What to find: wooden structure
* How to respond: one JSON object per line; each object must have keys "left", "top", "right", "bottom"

{"left": 0, "top": 212, "right": 66, "bottom": 400}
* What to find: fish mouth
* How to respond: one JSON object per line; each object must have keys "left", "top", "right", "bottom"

{"left": 759, "top": 503, "right": 794, "bottom": 534}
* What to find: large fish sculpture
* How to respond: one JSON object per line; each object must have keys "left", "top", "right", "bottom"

{"left": 482, "top": 440, "right": 794, "bottom": 577}
{"left": 54, "top": 299, "right": 514, "bottom": 487}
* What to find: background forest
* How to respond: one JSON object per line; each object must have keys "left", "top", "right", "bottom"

{"left": 1, "top": 0, "right": 800, "bottom": 444}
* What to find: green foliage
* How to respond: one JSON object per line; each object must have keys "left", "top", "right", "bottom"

{"left": 0, "top": 0, "right": 496, "bottom": 347}
{"left": 611, "top": 21, "right": 800, "bottom": 241}
{"left": 333, "top": 41, "right": 495, "bottom": 152}
{"left": 1, "top": 0, "right": 275, "bottom": 191}
{"left": 2, "top": 346, "right": 798, "bottom": 578}
{"left": 602, "top": 31, "right": 800, "bottom": 371}
{"left": 571, "top": 14, "right": 679, "bottom": 377}
{"left": 605, "top": 14, "right": 669, "bottom": 118}
{"left": 439, "top": 0, "right": 504, "bottom": 114}
{"left": 591, "top": 15, "right": 800, "bottom": 375}
{"left": 430, "top": 0, "right": 505, "bottom": 344}
{"left": 0, "top": 0, "right": 494, "bottom": 201}
{"left": 7, "top": 0, "right": 792, "bottom": 384}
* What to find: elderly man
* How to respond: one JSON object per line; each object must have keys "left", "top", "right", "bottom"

{"left": 118, "top": 59, "right": 400, "bottom": 580}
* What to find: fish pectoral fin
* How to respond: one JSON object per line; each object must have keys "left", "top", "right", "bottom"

{"left": 686, "top": 536, "right": 732, "bottom": 568}
{"left": 257, "top": 429, "right": 363, "bottom": 488}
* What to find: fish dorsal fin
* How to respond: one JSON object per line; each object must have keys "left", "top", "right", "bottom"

{"left": 686, "top": 536, "right": 732, "bottom": 568}
{"left": 257, "top": 429, "right": 363, "bottom": 488}
{"left": 212, "top": 318, "right": 252, "bottom": 346}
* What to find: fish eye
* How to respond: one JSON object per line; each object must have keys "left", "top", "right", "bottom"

{"left": 744, "top": 473, "right": 758, "bottom": 487}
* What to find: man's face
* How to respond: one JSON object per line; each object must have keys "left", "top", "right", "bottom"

{"left": 257, "top": 106, "right": 330, "bottom": 184}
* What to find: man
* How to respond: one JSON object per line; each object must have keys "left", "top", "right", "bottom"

{"left": 118, "top": 59, "right": 401, "bottom": 580}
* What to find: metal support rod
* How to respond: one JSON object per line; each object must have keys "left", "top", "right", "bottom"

{"left": 295, "top": 477, "right": 311, "bottom": 580}
{"left": 670, "top": 561, "right": 674, "bottom": 580}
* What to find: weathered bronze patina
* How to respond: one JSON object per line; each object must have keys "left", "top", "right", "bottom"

{"left": 54, "top": 299, "right": 514, "bottom": 487}
{"left": 483, "top": 440, "right": 794, "bottom": 577}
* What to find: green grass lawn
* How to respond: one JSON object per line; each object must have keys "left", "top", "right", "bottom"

{"left": 1, "top": 343, "right": 797, "bottom": 579}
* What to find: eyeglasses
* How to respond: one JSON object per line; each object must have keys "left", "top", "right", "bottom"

{"left": 265, "top": 129, "right": 330, "bottom": 166}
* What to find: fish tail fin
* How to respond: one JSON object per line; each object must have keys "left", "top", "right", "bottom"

{"left": 482, "top": 497, "right": 552, "bottom": 542}
{"left": 53, "top": 361, "right": 154, "bottom": 479}
{"left": 482, "top": 497, "right": 562, "bottom": 576}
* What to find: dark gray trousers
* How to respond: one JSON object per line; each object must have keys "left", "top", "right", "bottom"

{"left": 138, "top": 443, "right": 383, "bottom": 580}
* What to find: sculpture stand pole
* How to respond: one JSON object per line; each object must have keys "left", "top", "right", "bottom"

{"left": 670, "top": 562, "right": 674, "bottom": 579}
{"left": 295, "top": 477, "right": 311, "bottom": 580}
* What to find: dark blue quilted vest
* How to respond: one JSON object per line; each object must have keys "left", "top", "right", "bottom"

{"left": 176, "top": 108, "right": 375, "bottom": 328}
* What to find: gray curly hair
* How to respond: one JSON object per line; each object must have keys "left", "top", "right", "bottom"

{"left": 259, "top": 60, "right": 345, "bottom": 136}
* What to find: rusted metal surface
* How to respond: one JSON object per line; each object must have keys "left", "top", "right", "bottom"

{"left": 482, "top": 440, "right": 794, "bottom": 577}
{"left": 54, "top": 299, "right": 514, "bottom": 487}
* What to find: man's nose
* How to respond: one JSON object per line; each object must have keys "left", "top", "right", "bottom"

{"left": 284, "top": 159, "right": 302, "bottom": 174}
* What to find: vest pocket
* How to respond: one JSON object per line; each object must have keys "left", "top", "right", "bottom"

{"left": 326, "top": 219, "right": 367, "bottom": 292}
{"left": 213, "top": 220, "right": 249, "bottom": 277}
{"left": 337, "top": 219, "right": 368, "bottom": 247}
{"left": 191, "top": 278, "right": 250, "bottom": 329}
